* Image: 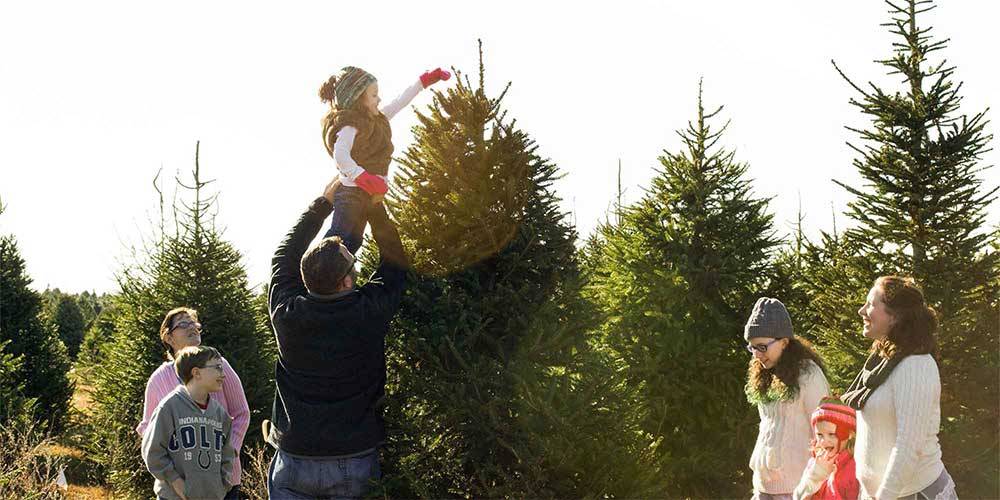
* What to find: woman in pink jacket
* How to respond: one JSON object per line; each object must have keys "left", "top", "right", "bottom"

{"left": 136, "top": 306, "right": 250, "bottom": 500}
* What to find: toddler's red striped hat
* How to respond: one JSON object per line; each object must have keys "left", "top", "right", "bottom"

{"left": 811, "top": 395, "right": 856, "bottom": 440}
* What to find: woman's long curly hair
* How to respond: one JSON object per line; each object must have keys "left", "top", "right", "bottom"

{"left": 870, "top": 276, "right": 938, "bottom": 359}
{"left": 746, "top": 336, "right": 826, "bottom": 405}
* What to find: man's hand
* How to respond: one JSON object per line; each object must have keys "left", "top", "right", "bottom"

{"left": 323, "top": 178, "right": 342, "bottom": 205}
{"left": 170, "top": 478, "right": 187, "bottom": 500}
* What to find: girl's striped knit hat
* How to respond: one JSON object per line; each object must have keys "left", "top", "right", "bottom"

{"left": 334, "top": 66, "right": 376, "bottom": 110}
{"left": 811, "top": 396, "right": 856, "bottom": 440}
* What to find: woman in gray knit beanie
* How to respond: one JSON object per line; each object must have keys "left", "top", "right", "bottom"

{"left": 744, "top": 297, "right": 830, "bottom": 500}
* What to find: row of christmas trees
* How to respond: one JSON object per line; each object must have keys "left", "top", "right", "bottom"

{"left": 1, "top": 0, "right": 996, "bottom": 497}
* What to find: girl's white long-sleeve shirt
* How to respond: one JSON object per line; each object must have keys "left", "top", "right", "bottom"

{"left": 855, "top": 354, "right": 944, "bottom": 499}
{"left": 750, "top": 360, "right": 830, "bottom": 494}
{"left": 333, "top": 80, "right": 424, "bottom": 186}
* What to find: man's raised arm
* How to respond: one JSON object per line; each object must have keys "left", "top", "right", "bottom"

{"left": 269, "top": 179, "right": 339, "bottom": 313}
{"left": 368, "top": 202, "right": 409, "bottom": 274}
{"left": 361, "top": 201, "right": 409, "bottom": 316}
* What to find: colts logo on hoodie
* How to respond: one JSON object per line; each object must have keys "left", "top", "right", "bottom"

{"left": 167, "top": 416, "right": 227, "bottom": 470}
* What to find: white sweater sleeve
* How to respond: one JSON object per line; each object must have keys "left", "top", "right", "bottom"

{"left": 801, "top": 361, "right": 830, "bottom": 421}
{"left": 793, "top": 458, "right": 832, "bottom": 500}
{"left": 379, "top": 80, "right": 423, "bottom": 120}
{"left": 750, "top": 415, "right": 766, "bottom": 471}
{"left": 876, "top": 357, "right": 940, "bottom": 500}
{"left": 333, "top": 126, "right": 366, "bottom": 181}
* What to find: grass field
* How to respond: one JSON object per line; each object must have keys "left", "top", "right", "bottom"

{"left": 49, "top": 367, "right": 113, "bottom": 499}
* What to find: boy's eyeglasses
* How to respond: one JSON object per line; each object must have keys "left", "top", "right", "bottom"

{"left": 746, "top": 338, "right": 781, "bottom": 353}
{"left": 201, "top": 364, "right": 224, "bottom": 373}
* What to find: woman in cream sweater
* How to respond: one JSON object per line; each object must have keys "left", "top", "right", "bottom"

{"left": 844, "top": 276, "right": 956, "bottom": 500}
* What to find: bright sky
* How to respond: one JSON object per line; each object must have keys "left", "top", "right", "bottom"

{"left": 2, "top": 1, "right": 998, "bottom": 294}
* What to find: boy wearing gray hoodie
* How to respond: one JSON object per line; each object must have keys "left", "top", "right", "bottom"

{"left": 142, "top": 346, "right": 235, "bottom": 500}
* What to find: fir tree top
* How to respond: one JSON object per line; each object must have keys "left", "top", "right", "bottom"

{"left": 832, "top": 0, "right": 996, "bottom": 295}
{"left": 630, "top": 79, "right": 780, "bottom": 325}
{"left": 391, "top": 41, "right": 572, "bottom": 279}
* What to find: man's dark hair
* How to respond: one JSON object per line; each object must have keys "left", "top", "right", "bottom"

{"left": 300, "top": 236, "right": 354, "bottom": 295}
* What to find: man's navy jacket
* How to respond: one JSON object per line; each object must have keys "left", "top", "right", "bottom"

{"left": 267, "top": 197, "right": 407, "bottom": 457}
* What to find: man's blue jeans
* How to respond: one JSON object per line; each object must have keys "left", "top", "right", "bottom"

{"left": 267, "top": 448, "right": 380, "bottom": 499}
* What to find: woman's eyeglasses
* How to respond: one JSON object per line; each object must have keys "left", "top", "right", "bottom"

{"left": 746, "top": 338, "right": 780, "bottom": 353}
{"left": 169, "top": 320, "right": 202, "bottom": 334}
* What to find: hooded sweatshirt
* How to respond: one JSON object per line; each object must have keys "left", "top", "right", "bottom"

{"left": 136, "top": 357, "right": 249, "bottom": 485}
{"left": 142, "top": 385, "right": 235, "bottom": 500}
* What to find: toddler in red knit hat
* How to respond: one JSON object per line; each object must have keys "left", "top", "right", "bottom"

{"left": 793, "top": 396, "right": 860, "bottom": 500}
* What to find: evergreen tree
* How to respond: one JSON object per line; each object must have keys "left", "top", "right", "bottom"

{"left": 375, "top": 45, "right": 663, "bottom": 497}
{"left": 765, "top": 204, "right": 823, "bottom": 341}
{"left": 77, "top": 302, "right": 118, "bottom": 370}
{"left": 0, "top": 340, "right": 35, "bottom": 424}
{"left": 40, "top": 289, "right": 108, "bottom": 360}
{"left": 806, "top": 0, "right": 998, "bottom": 494}
{"left": 76, "top": 290, "right": 109, "bottom": 328}
{"left": 0, "top": 204, "right": 74, "bottom": 431}
{"left": 251, "top": 285, "right": 277, "bottom": 379}
{"left": 798, "top": 231, "right": 881, "bottom": 386}
{"left": 0, "top": 202, "right": 34, "bottom": 423}
{"left": 582, "top": 82, "right": 781, "bottom": 497}
{"left": 86, "top": 145, "right": 276, "bottom": 497}
{"left": 51, "top": 293, "right": 86, "bottom": 359}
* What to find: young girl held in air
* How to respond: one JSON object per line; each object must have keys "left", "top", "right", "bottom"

{"left": 318, "top": 65, "right": 450, "bottom": 253}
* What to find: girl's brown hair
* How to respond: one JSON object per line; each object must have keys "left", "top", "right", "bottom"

{"left": 319, "top": 74, "right": 339, "bottom": 105}
{"left": 159, "top": 307, "right": 199, "bottom": 360}
{"left": 318, "top": 74, "right": 369, "bottom": 112}
{"left": 746, "top": 337, "right": 826, "bottom": 405}
{"left": 871, "top": 276, "right": 937, "bottom": 359}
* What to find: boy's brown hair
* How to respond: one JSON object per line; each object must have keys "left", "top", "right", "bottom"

{"left": 173, "top": 345, "right": 221, "bottom": 384}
